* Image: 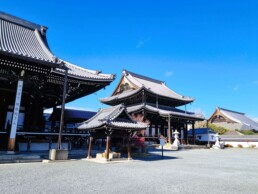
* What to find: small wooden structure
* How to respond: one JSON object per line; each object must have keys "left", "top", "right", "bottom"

{"left": 77, "top": 104, "right": 148, "bottom": 160}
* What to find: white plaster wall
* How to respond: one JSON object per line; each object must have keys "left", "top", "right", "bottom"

{"left": 19, "top": 142, "right": 69, "bottom": 151}
{"left": 222, "top": 141, "right": 258, "bottom": 148}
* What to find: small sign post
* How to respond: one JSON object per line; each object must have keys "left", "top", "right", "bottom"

{"left": 159, "top": 138, "right": 165, "bottom": 158}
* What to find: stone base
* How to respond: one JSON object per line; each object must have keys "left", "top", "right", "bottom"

{"left": 212, "top": 145, "right": 222, "bottom": 149}
{"left": 6, "top": 151, "right": 16, "bottom": 155}
{"left": 49, "top": 149, "right": 69, "bottom": 160}
{"left": 171, "top": 146, "right": 179, "bottom": 151}
{"left": 96, "top": 152, "right": 121, "bottom": 160}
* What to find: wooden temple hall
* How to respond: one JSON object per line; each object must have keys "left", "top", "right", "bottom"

{"left": 100, "top": 70, "right": 205, "bottom": 145}
{"left": 0, "top": 11, "right": 115, "bottom": 151}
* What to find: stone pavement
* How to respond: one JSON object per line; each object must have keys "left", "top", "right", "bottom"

{"left": 0, "top": 148, "right": 258, "bottom": 194}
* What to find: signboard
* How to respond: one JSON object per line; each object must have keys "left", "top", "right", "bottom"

{"left": 159, "top": 138, "right": 166, "bottom": 146}
{"left": 10, "top": 80, "right": 23, "bottom": 138}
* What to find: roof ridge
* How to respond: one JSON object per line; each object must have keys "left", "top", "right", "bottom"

{"left": 0, "top": 11, "right": 45, "bottom": 32}
{"left": 218, "top": 107, "right": 245, "bottom": 115}
{"left": 123, "top": 69, "right": 165, "bottom": 85}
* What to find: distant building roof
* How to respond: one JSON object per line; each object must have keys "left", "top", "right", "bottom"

{"left": 209, "top": 107, "right": 258, "bottom": 131}
{"left": 50, "top": 109, "right": 96, "bottom": 122}
{"left": 0, "top": 11, "right": 115, "bottom": 81}
{"left": 77, "top": 104, "right": 148, "bottom": 130}
{"left": 100, "top": 69, "right": 194, "bottom": 106}
{"left": 188, "top": 128, "right": 216, "bottom": 136}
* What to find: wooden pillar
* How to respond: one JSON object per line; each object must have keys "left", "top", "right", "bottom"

{"left": 87, "top": 136, "right": 93, "bottom": 159}
{"left": 167, "top": 116, "right": 171, "bottom": 144}
{"left": 8, "top": 71, "right": 24, "bottom": 152}
{"left": 185, "top": 122, "right": 189, "bottom": 145}
{"left": 57, "top": 67, "right": 68, "bottom": 150}
{"left": 105, "top": 135, "right": 110, "bottom": 160}
{"left": 192, "top": 121, "right": 195, "bottom": 145}
{"left": 51, "top": 106, "right": 57, "bottom": 132}
{"left": 128, "top": 136, "right": 132, "bottom": 160}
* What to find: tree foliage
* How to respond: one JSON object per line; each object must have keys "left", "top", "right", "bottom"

{"left": 195, "top": 121, "right": 228, "bottom": 135}
{"left": 207, "top": 123, "right": 228, "bottom": 135}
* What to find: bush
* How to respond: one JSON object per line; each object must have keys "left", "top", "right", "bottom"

{"left": 225, "top": 144, "right": 233, "bottom": 148}
{"left": 237, "top": 144, "right": 243, "bottom": 148}
{"left": 236, "top": 130, "right": 258, "bottom": 135}
{"left": 249, "top": 145, "right": 256, "bottom": 148}
{"left": 208, "top": 123, "right": 228, "bottom": 135}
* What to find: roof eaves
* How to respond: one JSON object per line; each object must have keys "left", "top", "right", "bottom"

{"left": 0, "top": 50, "right": 61, "bottom": 69}
{"left": 0, "top": 11, "right": 45, "bottom": 31}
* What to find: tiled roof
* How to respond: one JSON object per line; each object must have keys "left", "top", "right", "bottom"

{"left": 77, "top": 104, "right": 148, "bottom": 130}
{"left": 0, "top": 11, "right": 114, "bottom": 81}
{"left": 126, "top": 103, "right": 205, "bottom": 120}
{"left": 100, "top": 88, "right": 142, "bottom": 103}
{"left": 0, "top": 16, "right": 53, "bottom": 62}
{"left": 188, "top": 128, "right": 216, "bottom": 135}
{"left": 50, "top": 108, "right": 96, "bottom": 121}
{"left": 123, "top": 70, "right": 194, "bottom": 102}
{"left": 100, "top": 70, "right": 194, "bottom": 105}
{"left": 55, "top": 60, "right": 114, "bottom": 81}
{"left": 218, "top": 107, "right": 258, "bottom": 131}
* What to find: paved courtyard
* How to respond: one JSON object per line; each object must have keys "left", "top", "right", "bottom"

{"left": 0, "top": 148, "right": 258, "bottom": 194}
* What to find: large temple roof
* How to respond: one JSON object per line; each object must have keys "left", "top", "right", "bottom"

{"left": 0, "top": 11, "right": 114, "bottom": 81}
{"left": 77, "top": 104, "right": 148, "bottom": 130}
{"left": 100, "top": 69, "right": 194, "bottom": 106}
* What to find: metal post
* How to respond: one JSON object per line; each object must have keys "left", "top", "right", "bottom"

{"left": 57, "top": 68, "right": 68, "bottom": 150}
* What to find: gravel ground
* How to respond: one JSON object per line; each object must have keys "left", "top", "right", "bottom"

{"left": 0, "top": 148, "right": 258, "bottom": 194}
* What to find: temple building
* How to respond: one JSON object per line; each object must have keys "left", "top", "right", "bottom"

{"left": 208, "top": 107, "right": 258, "bottom": 131}
{"left": 0, "top": 11, "right": 115, "bottom": 151}
{"left": 100, "top": 70, "right": 204, "bottom": 144}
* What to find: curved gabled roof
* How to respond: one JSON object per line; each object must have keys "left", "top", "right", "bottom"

{"left": 218, "top": 107, "right": 258, "bottom": 130}
{"left": 77, "top": 104, "right": 148, "bottom": 130}
{"left": 100, "top": 69, "right": 194, "bottom": 106}
{"left": 209, "top": 107, "right": 258, "bottom": 131}
{"left": 0, "top": 11, "right": 114, "bottom": 81}
{"left": 123, "top": 70, "right": 194, "bottom": 102}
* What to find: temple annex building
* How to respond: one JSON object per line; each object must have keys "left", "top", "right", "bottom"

{"left": 0, "top": 11, "right": 115, "bottom": 151}
{"left": 100, "top": 70, "right": 205, "bottom": 144}
{"left": 208, "top": 107, "right": 258, "bottom": 131}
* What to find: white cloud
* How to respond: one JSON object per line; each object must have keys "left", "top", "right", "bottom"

{"left": 233, "top": 85, "right": 240, "bottom": 91}
{"left": 136, "top": 38, "right": 151, "bottom": 48}
{"left": 136, "top": 40, "right": 145, "bottom": 48}
{"left": 253, "top": 80, "right": 258, "bottom": 85}
{"left": 165, "top": 71, "right": 173, "bottom": 77}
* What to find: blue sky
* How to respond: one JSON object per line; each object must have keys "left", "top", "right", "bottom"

{"left": 1, "top": 0, "right": 258, "bottom": 120}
